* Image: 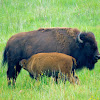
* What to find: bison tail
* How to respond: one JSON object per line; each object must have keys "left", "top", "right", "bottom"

{"left": 2, "top": 47, "right": 7, "bottom": 66}
{"left": 72, "top": 58, "right": 77, "bottom": 67}
{"left": 72, "top": 58, "right": 77, "bottom": 76}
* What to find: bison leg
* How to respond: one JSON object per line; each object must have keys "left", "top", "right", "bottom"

{"left": 74, "top": 75, "right": 80, "bottom": 85}
{"left": 54, "top": 76, "right": 58, "bottom": 83}
{"left": 67, "top": 73, "right": 80, "bottom": 85}
{"left": 7, "top": 76, "right": 11, "bottom": 86}
{"left": 67, "top": 73, "right": 75, "bottom": 84}
{"left": 7, "top": 63, "right": 15, "bottom": 86}
{"left": 7, "top": 63, "right": 22, "bottom": 86}
{"left": 12, "top": 64, "right": 22, "bottom": 85}
{"left": 71, "top": 69, "right": 80, "bottom": 85}
{"left": 29, "top": 73, "right": 34, "bottom": 79}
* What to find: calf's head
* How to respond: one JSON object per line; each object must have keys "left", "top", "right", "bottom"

{"left": 19, "top": 59, "right": 27, "bottom": 69}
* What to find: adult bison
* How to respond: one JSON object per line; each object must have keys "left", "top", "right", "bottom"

{"left": 2, "top": 27, "right": 100, "bottom": 85}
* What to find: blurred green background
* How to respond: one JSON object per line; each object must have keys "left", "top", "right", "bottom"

{"left": 0, "top": 0, "right": 100, "bottom": 100}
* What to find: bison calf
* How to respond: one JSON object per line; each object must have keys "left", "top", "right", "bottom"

{"left": 19, "top": 52, "right": 79, "bottom": 84}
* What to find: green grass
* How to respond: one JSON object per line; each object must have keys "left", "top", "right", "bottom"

{"left": 0, "top": 0, "right": 100, "bottom": 100}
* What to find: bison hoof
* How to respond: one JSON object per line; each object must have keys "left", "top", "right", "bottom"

{"left": 8, "top": 81, "right": 11, "bottom": 86}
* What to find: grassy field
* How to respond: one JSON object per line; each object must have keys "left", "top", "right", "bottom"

{"left": 0, "top": 0, "right": 100, "bottom": 100}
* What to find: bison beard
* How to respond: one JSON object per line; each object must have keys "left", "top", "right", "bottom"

{"left": 2, "top": 27, "right": 100, "bottom": 85}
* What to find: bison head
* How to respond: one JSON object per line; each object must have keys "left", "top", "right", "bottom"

{"left": 19, "top": 59, "right": 27, "bottom": 69}
{"left": 76, "top": 32, "right": 100, "bottom": 70}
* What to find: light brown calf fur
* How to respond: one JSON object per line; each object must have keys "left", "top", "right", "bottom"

{"left": 19, "top": 52, "right": 79, "bottom": 84}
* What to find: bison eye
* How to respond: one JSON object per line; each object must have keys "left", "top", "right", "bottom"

{"left": 92, "top": 44, "right": 97, "bottom": 50}
{"left": 94, "top": 47, "right": 97, "bottom": 50}
{"left": 92, "top": 46, "right": 97, "bottom": 51}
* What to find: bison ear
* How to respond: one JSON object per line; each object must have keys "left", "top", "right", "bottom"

{"left": 19, "top": 59, "right": 27, "bottom": 67}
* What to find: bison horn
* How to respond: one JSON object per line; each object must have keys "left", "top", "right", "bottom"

{"left": 77, "top": 33, "right": 83, "bottom": 43}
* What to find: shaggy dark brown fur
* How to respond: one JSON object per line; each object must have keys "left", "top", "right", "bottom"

{"left": 19, "top": 52, "right": 79, "bottom": 84}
